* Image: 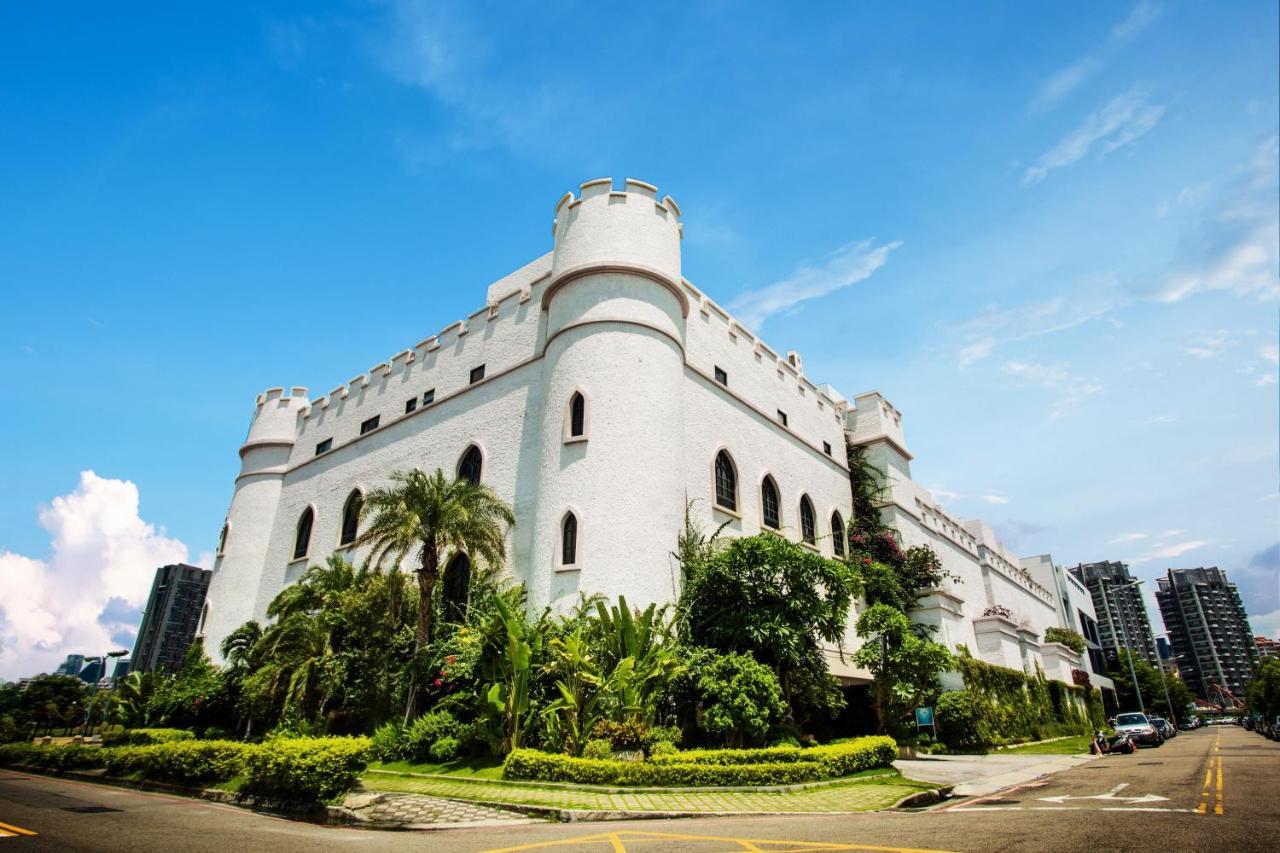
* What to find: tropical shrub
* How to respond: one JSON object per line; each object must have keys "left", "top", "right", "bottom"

{"left": 106, "top": 728, "right": 195, "bottom": 746}
{"left": 1043, "top": 628, "right": 1086, "bottom": 654}
{"left": 582, "top": 739, "right": 613, "bottom": 761}
{"left": 243, "top": 736, "right": 371, "bottom": 802}
{"left": 370, "top": 721, "right": 406, "bottom": 763}
{"left": 935, "top": 690, "right": 987, "bottom": 750}
{"left": 121, "top": 741, "right": 249, "bottom": 784}
{"left": 591, "top": 719, "right": 650, "bottom": 751}
{"left": 649, "top": 740, "right": 677, "bottom": 758}
{"left": 404, "top": 711, "right": 459, "bottom": 762}
{"left": 695, "top": 652, "right": 786, "bottom": 748}
{"left": 429, "top": 736, "right": 461, "bottom": 762}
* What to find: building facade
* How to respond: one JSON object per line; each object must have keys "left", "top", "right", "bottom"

{"left": 1069, "top": 561, "right": 1160, "bottom": 667}
{"left": 54, "top": 655, "right": 85, "bottom": 677}
{"left": 201, "top": 178, "right": 1108, "bottom": 709}
{"left": 1155, "top": 567, "right": 1258, "bottom": 701}
{"left": 132, "top": 564, "right": 212, "bottom": 674}
{"left": 1257, "top": 636, "right": 1280, "bottom": 661}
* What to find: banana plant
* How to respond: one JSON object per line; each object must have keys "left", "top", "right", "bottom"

{"left": 593, "top": 596, "right": 684, "bottom": 723}
{"left": 544, "top": 626, "right": 608, "bottom": 756}
{"left": 485, "top": 594, "right": 542, "bottom": 753}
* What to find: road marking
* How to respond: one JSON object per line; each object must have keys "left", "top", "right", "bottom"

{"left": 481, "top": 830, "right": 959, "bottom": 853}
{"left": 0, "top": 820, "right": 37, "bottom": 837}
{"left": 1037, "top": 783, "right": 1168, "bottom": 805}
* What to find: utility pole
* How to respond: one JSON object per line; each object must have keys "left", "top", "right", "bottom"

{"left": 1109, "top": 579, "right": 1145, "bottom": 713}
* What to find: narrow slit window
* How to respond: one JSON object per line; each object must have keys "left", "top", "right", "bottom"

{"left": 800, "top": 496, "right": 816, "bottom": 544}
{"left": 823, "top": 441, "right": 832, "bottom": 456}
{"left": 339, "top": 491, "right": 362, "bottom": 546}
{"left": 562, "top": 512, "right": 578, "bottom": 566}
{"left": 761, "top": 477, "right": 780, "bottom": 529}
{"left": 714, "top": 450, "right": 737, "bottom": 512}
{"left": 831, "top": 512, "right": 845, "bottom": 557}
{"left": 293, "top": 508, "right": 314, "bottom": 560}
{"left": 777, "top": 410, "right": 788, "bottom": 427}
{"left": 569, "top": 392, "right": 586, "bottom": 438}
{"left": 714, "top": 366, "right": 728, "bottom": 386}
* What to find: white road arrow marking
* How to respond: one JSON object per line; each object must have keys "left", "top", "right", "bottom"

{"left": 1039, "top": 783, "right": 1169, "bottom": 804}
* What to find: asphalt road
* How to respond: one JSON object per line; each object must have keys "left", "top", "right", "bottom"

{"left": 1, "top": 725, "right": 1275, "bottom": 852}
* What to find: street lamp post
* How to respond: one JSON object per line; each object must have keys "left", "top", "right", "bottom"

{"left": 1154, "top": 632, "right": 1179, "bottom": 725}
{"left": 1107, "top": 579, "right": 1146, "bottom": 714}
{"left": 81, "top": 649, "right": 129, "bottom": 736}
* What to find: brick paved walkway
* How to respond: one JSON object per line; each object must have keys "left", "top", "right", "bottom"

{"left": 359, "top": 772, "right": 927, "bottom": 814}
{"left": 343, "top": 791, "right": 539, "bottom": 828}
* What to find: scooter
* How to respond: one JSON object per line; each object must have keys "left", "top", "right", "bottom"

{"left": 1090, "top": 729, "right": 1136, "bottom": 755}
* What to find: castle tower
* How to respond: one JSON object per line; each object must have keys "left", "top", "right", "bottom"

{"left": 532, "top": 178, "right": 689, "bottom": 610}
{"left": 202, "top": 386, "right": 308, "bottom": 659}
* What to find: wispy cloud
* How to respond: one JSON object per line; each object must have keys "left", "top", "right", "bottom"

{"left": 1031, "top": 2, "right": 1162, "bottom": 112}
{"left": 1022, "top": 87, "right": 1166, "bottom": 186}
{"left": 1128, "top": 538, "right": 1211, "bottom": 564}
{"left": 1002, "top": 359, "right": 1103, "bottom": 417}
{"left": 1147, "top": 413, "right": 1179, "bottom": 424}
{"left": 953, "top": 294, "right": 1117, "bottom": 366}
{"left": 729, "top": 239, "right": 901, "bottom": 329}
{"left": 1109, "top": 532, "right": 1149, "bottom": 544}
{"left": 1185, "top": 328, "right": 1248, "bottom": 359}
{"left": 928, "top": 488, "right": 1011, "bottom": 506}
{"left": 1156, "top": 135, "right": 1280, "bottom": 303}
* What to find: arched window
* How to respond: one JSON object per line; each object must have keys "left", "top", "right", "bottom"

{"left": 569, "top": 392, "right": 586, "bottom": 438}
{"left": 217, "top": 522, "right": 229, "bottom": 555}
{"left": 293, "top": 507, "right": 314, "bottom": 560}
{"left": 339, "top": 491, "right": 362, "bottom": 546}
{"left": 458, "top": 445, "right": 483, "bottom": 485}
{"left": 761, "top": 476, "right": 780, "bottom": 530}
{"left": 442, "top": 553, "right": 471, "bottom": 621}
{"left": 799, "top": 495, "right": 816, "bottom": 544}
{"left": 714, "top": 450, "right": 738, "bottom": 512}
{"left": 831, "top": 512, "right": 846, "bottom": 557}
{"left": 561, "top": 512, "right": 578, "bottom": 566}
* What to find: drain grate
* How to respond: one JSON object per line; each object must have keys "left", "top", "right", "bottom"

{"left": 63, "top": 806, "right": 122, "bottom": 814}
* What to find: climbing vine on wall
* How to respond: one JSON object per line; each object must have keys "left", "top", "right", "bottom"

{"left": 949, "top": 648, "right": 1102, "bottom": 744}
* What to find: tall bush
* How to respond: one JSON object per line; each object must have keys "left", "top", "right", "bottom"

{"left": 243, "top": 736, "right": 371, "bottom": 802}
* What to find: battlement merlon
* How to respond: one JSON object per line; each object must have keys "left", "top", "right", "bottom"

{"left": 845, "top": 391, "right": 911, "bottom": 461}
{"left": 551, "top": 177, "right": 683, "bottom": 285}
{"left": 243, "top": 386, "right": 309, "bottom": 451}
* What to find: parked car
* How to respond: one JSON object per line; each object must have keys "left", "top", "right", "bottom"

{"left": 1112, "top": 712, "right": 1163, "bottom": 747}
{"left": 1150, "top": 717, "right": 1176, "bottom": 739}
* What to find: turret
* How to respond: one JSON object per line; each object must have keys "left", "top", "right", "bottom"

{"left": 202, "top": 386, "right": 308, "bottom": 660}
{"left": 530, "top": 179, "right": 689, "bottom": 611}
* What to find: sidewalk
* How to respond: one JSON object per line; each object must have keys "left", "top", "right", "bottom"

{"left": 894, "top": 752, "right": 1097, "bottom": 797}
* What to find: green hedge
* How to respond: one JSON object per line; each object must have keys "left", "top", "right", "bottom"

{"left": 503, "top": 736, "right": 897, "bottom": 787}
{"left": 102, "top": 728, "right": 195, "bottom": 747}
{"left": 243, "top": 737, "right": 371, "bottom": 803}
{"left": 1, "top": 737, "right": 368, "bottom": 803}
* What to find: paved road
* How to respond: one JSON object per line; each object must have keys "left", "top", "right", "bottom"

{"left": 1, "top": 725, "right": 1275, "bottom": 851}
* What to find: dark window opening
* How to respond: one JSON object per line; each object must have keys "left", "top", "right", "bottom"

{"left": 405, "top": 397, "right": 418, "bottom": 414}
{"left": 800, "top": 496, "right": 816, "bottom": 544}
{"left": 339, "top": 491, "right": 362, "bottom": 546}
{"left": 823, "top": 441, "right": 832, "bottom": 456}
{"left": 777, "top": 410, "right": 788, "bottom": 427}
{"left": 360, "top": 416, "right": 380, "bottom": 435}
{"left": 470, "top": 365, "right": 486, "bottom": 384}
{"left": 761, "top": 477, "right": 780, "bottom": 529}
{"left": 562, "top": 513, "right": 578, "bottom": 565}
{"left": 714, "top": 366, "right": 728, "bottom": 386}
{"left": 458, "top": 445, "right": 483, "bottom": 485}
{"left": 442, "top": 553, "right": 471, "bottom": 622}
{"left": 217, "top": 523, "right": 229, "bottom": 555}
{"left": 569, "top": 392, "right": 586, "bottom": 437}
{"left": 315, "top": 438, "right": 332, "bottom": 455}
{"left": 831, "top": 513, "right": 845, "bottom": 557}
{"left": 714, "top": 450, "right": 737, "bottom": 512}
{"left": 293, "top": 508, "right": 314, "bottom": 560}
{"left": 423, "top": 388, "right": 435, "bottom": 405}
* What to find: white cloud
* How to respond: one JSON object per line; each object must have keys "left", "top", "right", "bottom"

{"left": 1156, "top": 135, "right": 1280, "bottom": 303}
{"left": 1259, "top": 343, "right": 1279, "bottom": 365}
{"left": 1147, "top": 414, "right": 1179, "bottom": 424}
{"left": 729, "top": 239, "right": 901, "bottom": 329}
{"left": 1002, "top": 359, "right": 1103, "bottom": 417}
{"left": 1257, "top": 372, "right": 1277, "bottom": 387}
{"left": 1110, "top": 532, "right": 1149, "bottom": 544}
{"left": 928, "top": 488, "right": 1010, "bottom": 506}
{"left": 953, "top": 294, "right": 1117, "bottom": 365}
{"left": 1022, "top": 87, "right": 1166, "bottom": 186}
{"left": 1129, "top": 538, "right": 1211, "bottom": 564}
{"left": 1031, "top": 3, "right": 1161, "bottom": 113}
{"left": 1185, "top": 329, "right": 1240, "bottom": 359}
{"left": 0, "top": 472, "right": 192, "bottom": 680}
{"left": 1161, "top": 529, "right": 1184, "bottom": 537}
{"left": 1251, "top": 608, "right": 1280, "bottom": 640}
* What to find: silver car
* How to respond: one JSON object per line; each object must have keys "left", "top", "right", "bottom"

{"left": 1113, "top": 712, "right": 1162, "bottom": 746}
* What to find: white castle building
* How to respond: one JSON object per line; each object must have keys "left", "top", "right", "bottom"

{"left": 202, "top": 177, "right": 1113, "bottom": 705}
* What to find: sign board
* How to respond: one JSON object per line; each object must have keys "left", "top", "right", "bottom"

{"left": 915, "top": 706, "right": 935, "bottom": 728}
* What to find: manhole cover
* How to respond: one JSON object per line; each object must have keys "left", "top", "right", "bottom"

{"left": 63, "top": 806, "right": 122, "bottom": 814}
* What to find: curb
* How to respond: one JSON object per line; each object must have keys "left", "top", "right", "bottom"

{"left": 364, "top": 768, "right": 900, "bottom": 794}
{"left": 891, "top": 786, "right": 954, "bottom": 809}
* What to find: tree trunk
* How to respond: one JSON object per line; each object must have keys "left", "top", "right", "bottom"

{"left": 416, "top": 548, "right": 439, "bottom": 652}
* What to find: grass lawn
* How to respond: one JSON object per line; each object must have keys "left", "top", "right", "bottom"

{"left": 997, "top": 735, "right": 1094, "bottom": 755}
{"left": 368, "top": 755, "right": 505, "bottom": 779}
{"left": 360, "top": 767, "right": 933, "bottom": 814}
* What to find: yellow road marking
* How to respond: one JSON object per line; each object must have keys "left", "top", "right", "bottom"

{"left": 0, "top": 821, "right": 36, "bottom": 837}
{"left": 482, "top": 830, "right": 959, "bottom": 853}
{"left": 1215, "top": 748, "right": 1224, "bottom": 815}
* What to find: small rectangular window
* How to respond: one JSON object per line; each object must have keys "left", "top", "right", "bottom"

{"left": 315, "top": 438, "right": 332, "bottom": 455}
{"left": 405, "top": 397, "right": 418, "bottom": 414}
{"left": 360, "top": 416, "right": 380, "bottom": 435}
{"left": 470, "top": 365, "right": 486, "bottom": 384}
{"left": 422, "top": 388, "right": 435, "bottom": 405}
{"left": 777, "top": 409, "right": 788, "bottom": 427}
{"left": 823, "top": 441, "right": 832, "bottom": 456}
{"left": 714, "top": 366, "right": 728, "bottom": 386}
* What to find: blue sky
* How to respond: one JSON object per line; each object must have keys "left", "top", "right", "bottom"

{"left": 1, "top": 1, "right": 1276, "bottom": 678}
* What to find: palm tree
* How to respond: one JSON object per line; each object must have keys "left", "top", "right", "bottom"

{"left": 357, "top": 469, "right": 515, "bottom": 655}
{"left": 220, "top": 621, "right": 264, "bottom": 671}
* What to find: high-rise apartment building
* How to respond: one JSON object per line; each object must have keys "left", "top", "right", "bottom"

{"left": 1069, "top": 561, "right": 1159, "bottom": 666}
{"left": 131, "top": 564, "right": 212, "bottom": 674}
{"left": 1155, "top": 567, "right": 1258, "bottom": 701}
{"left": 54, "top": 654, "right": 86, "bottom": 677}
